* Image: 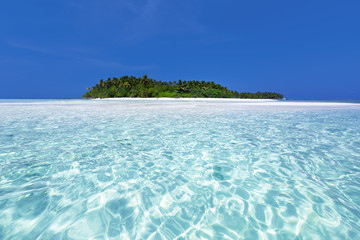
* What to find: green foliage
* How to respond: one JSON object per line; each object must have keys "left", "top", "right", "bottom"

{"left": 83, "top": 75, "right": 284, "bottom": 99}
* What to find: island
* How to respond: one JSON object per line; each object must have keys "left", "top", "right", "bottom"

{"left": 83, "top": 75, "right": 284, "bottom": 99}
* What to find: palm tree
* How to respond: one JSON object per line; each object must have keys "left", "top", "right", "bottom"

{"left": 123, "top": 82, "right": 131, "bottom": 89}
{"left": 99, "top": 79, "right": 105, "bottom": 88}
{"left": 141, "top": 74, "right": 150, "bottom": 85}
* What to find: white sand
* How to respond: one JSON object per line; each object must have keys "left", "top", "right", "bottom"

{"left": 85, "top": 98, "right": 360, "bottom": 112}
{"left": 93, "top": 97, "right": 359, "bottom": 106}
{"left": 1, "top": 99, "right": 359, "bottom": 111}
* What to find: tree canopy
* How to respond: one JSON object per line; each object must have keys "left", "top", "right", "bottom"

{"left": 83, "top": 75, "right": 284, "bottom": 99}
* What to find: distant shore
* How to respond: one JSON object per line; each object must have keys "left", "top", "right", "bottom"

{"left": 83, "top": 75, "right": 284, "bottom": 99}
{"left": 0, "top": 99, "right": 359, "bottom": 108}
{"left": 92, "top": 97, "right": 278, "bottom": 101}
{"left": 87, "top": 97, "right": 360, "bottom": 106}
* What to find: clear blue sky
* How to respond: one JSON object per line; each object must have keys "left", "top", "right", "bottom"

{"left": 1, "top": 0, "right": 359, "bottom": 99}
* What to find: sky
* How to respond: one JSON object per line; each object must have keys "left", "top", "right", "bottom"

{"left": 0, "top": 0, "right": 359, "bottom": 99}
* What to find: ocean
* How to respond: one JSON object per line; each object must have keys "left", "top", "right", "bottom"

{"left": 0, "top": 99, "right": 359, "bottom": 239}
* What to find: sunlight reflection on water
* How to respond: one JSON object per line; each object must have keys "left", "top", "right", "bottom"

{"left": 0, "top": 99, "right": 359, "bottom": 239}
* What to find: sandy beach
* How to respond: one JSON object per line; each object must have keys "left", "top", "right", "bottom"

{"left": 90, "top": 98, "right": 360, "bottom": 109}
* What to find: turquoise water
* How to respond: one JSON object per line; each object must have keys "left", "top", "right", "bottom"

{"left": 0, "top": 99, "right": 359, "bottom": 239}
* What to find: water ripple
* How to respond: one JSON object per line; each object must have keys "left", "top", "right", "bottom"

{"left": 0, "top": 100, "right": 359, "bottom": 239}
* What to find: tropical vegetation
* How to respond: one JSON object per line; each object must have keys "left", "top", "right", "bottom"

{"left": 83, "top": 75, "right": 284, "bottom": 99}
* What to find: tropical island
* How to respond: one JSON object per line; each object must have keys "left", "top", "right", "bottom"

{"left": 83, "top": 75, "right": 284, "bottom": 99}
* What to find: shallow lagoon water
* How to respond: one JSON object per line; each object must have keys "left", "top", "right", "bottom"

{"left": 0, "top": 99, "right": 359, "bottom": 239}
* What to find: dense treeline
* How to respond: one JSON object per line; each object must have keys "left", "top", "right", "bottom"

{"left": 82, "top": 75, "right": 284, "bottom": 99}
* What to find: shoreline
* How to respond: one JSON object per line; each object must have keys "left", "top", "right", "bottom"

{"left": 92, "top": 97, "right": 278, "bottom": 102}
{"left": 89, "top": 97, "right": 360, "bottom": 106}
{"left": 0, "top": 98, "right": 359, "bottom": 108}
